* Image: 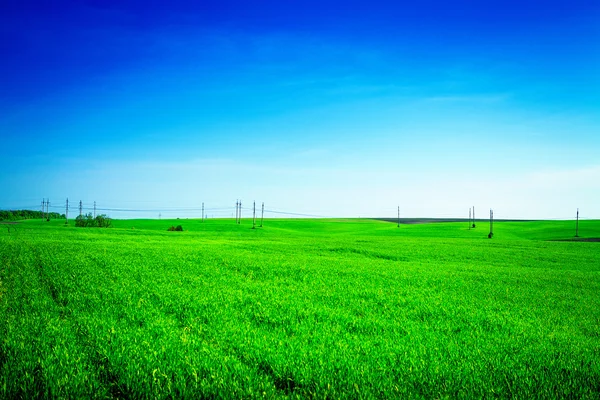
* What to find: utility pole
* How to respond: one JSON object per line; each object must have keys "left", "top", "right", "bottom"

{"left": 41, "top": 199, "right": 45, "bottom": 220}
{"left": 260, "top": 202, "right": 264, "bottom": 227}
{"left": 488, "top": 209, "right": 494, "bottom": 238}
{"left": 235, "top": 200, "right": 239, "bottom": 224}
{"left": 46, "top": 199, "right": 50, "bottom": 221}
{"left": 469, "top": 207, "right": 472, "bottom": 230}
{"left": 252, "top": 201, "right": 256, "bottom": 229}
{"left": 202, "top": 202, "right": 204, "bottom": 222}
{"left": 79, "top": 200, "right": 83, "bottom": 217}
{"left": 397, "top": 206, "right": 400, "bottom": 228}
{"left": 66, "top": 198, "right": 69, "bottom": 224}
{"left": 575, "top": 208, "right": 580, "bottom": 238}
{"left": 472, "top": 206, "right": 476, "bottom": 228}
{"left": 93, "top": 201, "right": 96, "bottom": 218}
{"left": 239, "top": 200, "right": 242, "bottom": 224}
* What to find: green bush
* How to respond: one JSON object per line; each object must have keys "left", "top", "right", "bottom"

{"left": 75, "top": 213, "right": 112, "bottom": 228}
{"left": 167, "top": 225, "right": 183, "bottom": 232}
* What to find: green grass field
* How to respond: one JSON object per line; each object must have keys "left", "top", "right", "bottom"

{"left": 1, "top": 218, "right": 599, "bottom": 398}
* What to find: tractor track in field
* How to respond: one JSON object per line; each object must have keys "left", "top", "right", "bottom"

{"left": 551, "top": 237, "right": 600, "bottom": 242}
{"left": 24, "top": 242, "right": 126, "bottom": 398}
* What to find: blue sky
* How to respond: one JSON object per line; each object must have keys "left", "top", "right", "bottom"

{"left": 1, "top": 0, "right": 599, "bottom": 219}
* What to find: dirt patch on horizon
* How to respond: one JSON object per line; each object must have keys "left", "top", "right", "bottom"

{"left": 552, "top": 237, "right": 600, "bottom": 243}
{"left": 375, "top": 218, "right": 465, "bottom": 225}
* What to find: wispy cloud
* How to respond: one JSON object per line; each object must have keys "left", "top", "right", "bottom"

{"left": 292, "top": 148, "right": 331, "bottom": 158}
{"left": 423, "top": 94, "right": 510, "bottom": 103}
{"left": 526, "top": 165, "right": 600, "bottom": 188}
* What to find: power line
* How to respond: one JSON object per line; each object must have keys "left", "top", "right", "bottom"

{"left": 47, "top": 206, "right": 234, "bottom": 213}
{"left": 5, "top": 201, "right": 598, "bottom": 221}
{"left": 263, "top": 209, "right": 334, "bottom": 218}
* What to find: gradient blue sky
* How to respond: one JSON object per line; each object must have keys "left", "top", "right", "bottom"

{"left": 2, "top": 0, "right": 599, "bottom": 219}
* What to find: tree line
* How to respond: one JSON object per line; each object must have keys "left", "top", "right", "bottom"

{"left": 0, "top": 210, "right": 64, "bottom": 221}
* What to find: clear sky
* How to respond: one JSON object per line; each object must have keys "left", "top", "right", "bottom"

{"left": 1, "top": 0, "right": 599, "bottom": 219}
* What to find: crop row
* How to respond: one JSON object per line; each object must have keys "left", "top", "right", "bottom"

{"left": 1, "top": 220, "right": 599, "bottom": 398}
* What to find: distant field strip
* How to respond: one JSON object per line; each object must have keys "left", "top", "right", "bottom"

{"left": 1, "top": 218, "right": 599, "bottom": 398}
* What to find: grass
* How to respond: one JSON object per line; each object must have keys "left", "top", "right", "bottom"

{"left": 1, "top": 217, "right": 599, "bottom": 398}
